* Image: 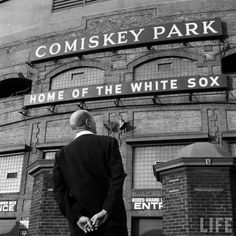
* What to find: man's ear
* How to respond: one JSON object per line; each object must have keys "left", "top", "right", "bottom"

{"left": 85, "top": 119, "right": 91, "bottom": 128}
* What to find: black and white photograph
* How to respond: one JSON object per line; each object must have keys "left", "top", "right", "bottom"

{"left": 0, "top": 0, "right": 235, "bottom": 235}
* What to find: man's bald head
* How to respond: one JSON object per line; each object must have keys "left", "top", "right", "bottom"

{"left": 69, "top": 110, "right": 96, "bottom": 133}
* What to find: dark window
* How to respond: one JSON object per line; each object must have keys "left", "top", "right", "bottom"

{"left": 52, "top": 0, "right": 98, "bottom": 11}
{"left": 132, "top": 218, "right": 163, "bottom": 236}
{"left": 222, "top": 53, "right": 236, "bottom": 73}
{"left": 7, "top": 172, "right": 17, "bottom": 179}
{"left": 158, "top": 62, "right": 172, "bottom": 71}
{"left": 0, "top": 77, "right": 31, "bottom": 99}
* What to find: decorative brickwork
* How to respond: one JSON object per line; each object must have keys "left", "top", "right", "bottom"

{"left": 28, "top": 160, "right": 69, "bottom": 236}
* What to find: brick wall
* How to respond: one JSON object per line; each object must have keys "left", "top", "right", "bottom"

{"left": 159, "top": 164, "right": 235, "bottom": 236}
{"left": 230, "top": 168, "right": 236, "bottom": 234}
{"left": 28, "top": 168, "right": 69, "bottom": 236}
{"left": 187, "top": 167, "right": 233, "bottom": 235}
{"left": 161, "top": 169, "right": 189, "bottom": 236}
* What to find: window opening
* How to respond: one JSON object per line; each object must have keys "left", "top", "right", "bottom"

{"left": 134, "top": 57, "right": 203, "bottom": 81}
{"left": 6, "top": 172, "right": 18, "bottom": 179}
{"left": 0, "top": 154, "right": 24, "bottom": 193}
{"left": 133, "top": 145, "right": 185, "bottom": 189}
{"left": 43, "top": 151, "right": 57, "bottom": 160}
{"left": 52, "top": 0, "right": 98, "bottom": 11}
{"left": 222, "top": 53, "right": 236, "bottom": 73}
{"left": 51, "top": 67, "right": 105, "bottom": 90}
{"left": 158, "top": 62, "right": 172, "bottom": 71}
{"left": 132, "top": 217, "right": 163, "bottom": 236}
{"left": 0, "top": 78, "right": 32, "bottom": 99}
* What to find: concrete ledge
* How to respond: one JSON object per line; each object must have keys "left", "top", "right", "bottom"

{"left": 36, "top": 142, "right": 67, "bottom": 150}
{"left": 0, "top": 144, "right": 30, "bottom": 154}
{"left": 153, "top": 156, "right": 236, "bottom": 181}
{"left": 126, "top": 134, "right": 209, "bottom": 145}
{"left": 28, "top": 159, "right": 54, "bottom": 176}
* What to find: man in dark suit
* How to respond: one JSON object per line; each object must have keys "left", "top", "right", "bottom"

{"left": 53, "top": 110, "right": 128, "bottom": 236}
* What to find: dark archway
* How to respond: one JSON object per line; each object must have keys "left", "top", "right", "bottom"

{"left": 0, "top": 77, "right": 32, "bottom": 99}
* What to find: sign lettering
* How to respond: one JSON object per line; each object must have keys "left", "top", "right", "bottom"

{"left": 23, "top": 75, "right": 228, "bottom": 107}
{"left": 31, "top": 18, "right": 223, "bottom": 62}
{"left": 200, "top": 217, "right": 232, "bottom": 233}
{"left": 132, "top": 197, "right": 163, "bottom": 210}
{"left": 0, "top": 201, "right": 17, "bottom": 212}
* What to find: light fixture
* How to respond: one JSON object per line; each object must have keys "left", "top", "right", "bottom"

{"left": 77, "top": 102, "right": 87, "bottom": 110}
{"left": 152, "top": 95, "right": 161, "bottom": 104}
{"left": 114, "top": 98, "right": 123, "bottom": 107}
{"left": 147, "top": 45, "right": 155, "bottom": 51}
{"left": 19, "top": 108, "right": 28, "bottom": 117}
{"left": 18, "top": 72, "right": 25, "bottom": 79}
{"left": 119, "top": 118, "right": 128, "bottom": 132}
{"left": 47, "top": 105, "right": 57, "bottom": 113}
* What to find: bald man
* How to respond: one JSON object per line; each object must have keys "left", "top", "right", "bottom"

{"left": 53, "top": 110, "right": 128, "bottom": 236}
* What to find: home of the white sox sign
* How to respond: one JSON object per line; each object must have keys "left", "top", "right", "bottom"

{"left": 24, "top": 75, "right": 228, "bottom": 107}
{"left": 30, "top": 18, "right": 223, "bottom": 62}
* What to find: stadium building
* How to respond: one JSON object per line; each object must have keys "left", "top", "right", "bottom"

{"left": 0, "top": 0, "right": 236, "bottom": 235}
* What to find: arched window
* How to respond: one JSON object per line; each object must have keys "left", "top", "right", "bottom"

{"left": 134, "top": 57, "right": 206, "bottom": 81}
{"left": 51, "top": 67, "right": 105, "bottom": 90}
{"left": 0, "top": 77, "right": 31, "bottom": 99}
{"left": 222, "top": 53, "right": 236, "bottom": 73}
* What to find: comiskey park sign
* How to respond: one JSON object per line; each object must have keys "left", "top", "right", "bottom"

{"left": 24, "top": 75, "right": 228, "bottom": 108}
{"left": 31, "top": 18, "right": 223, "bottom": 62}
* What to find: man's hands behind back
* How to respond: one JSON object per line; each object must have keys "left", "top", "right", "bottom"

{"left": 77, "top": 209, "right": 108, "bottom": 233}
{"left": 91, "top": 209, "right": 108, "bottom": 229}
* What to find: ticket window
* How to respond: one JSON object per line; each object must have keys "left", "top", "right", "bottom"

{"left": 132, "top": 218, "right": 163, "bottom": 236}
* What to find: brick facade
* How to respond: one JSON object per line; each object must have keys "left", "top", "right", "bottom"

{"left": 28, "top": 160, "right": 69, "bottom": 236}
{"left": 0, "top": 0, "right": 236, "bottom": 235}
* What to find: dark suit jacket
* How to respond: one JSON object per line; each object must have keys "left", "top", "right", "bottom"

{"left": 53, "top": 134, "right": 127, "bottom": 228}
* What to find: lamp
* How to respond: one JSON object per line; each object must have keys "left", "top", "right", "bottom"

{"left": 119, "top": 118, "right": 128, "bottom": 132}
{"left": 18, "top": 72, "right": 26, "bottom": 79}
{"left": 19, "top": 108, "right": 28, "bottom": 117}
{"left": 47, "top": 105, "right": 57, "bottom": 113}
{"left": 77, "top": 102, "right": 88, "bottom": 110}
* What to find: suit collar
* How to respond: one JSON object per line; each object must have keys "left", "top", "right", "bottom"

{"left": 74, "top": 130, "right": 94, "bottom": 139}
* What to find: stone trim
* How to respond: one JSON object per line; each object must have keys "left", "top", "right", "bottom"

{"left": 28, "top": 159, "right": 54, "bottom": 176}
{"left": 127, "top": 49, "right": 205, "bottom": 70}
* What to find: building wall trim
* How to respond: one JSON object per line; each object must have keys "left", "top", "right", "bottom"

{"left": 0, "top": 144, "right": 30, "bottom": 155}
{"left": 46, "top": 59, "right": 112, "bottom": 81}
{"left": 126, "top": 133, "right": 209, "bottom": 145}
{"left": 128, "top": 49, "right": 205, "bottom": 69}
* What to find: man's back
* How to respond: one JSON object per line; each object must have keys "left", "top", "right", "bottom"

{"left": 55, "top": 134, "right": 127, "bottom": 225}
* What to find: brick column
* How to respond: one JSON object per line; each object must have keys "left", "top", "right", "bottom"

{"left": 153, "top": 157, "right": 235, "bottom": 236}
{"left": 28, "top": 160, "right": 69, "bottom": 236}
